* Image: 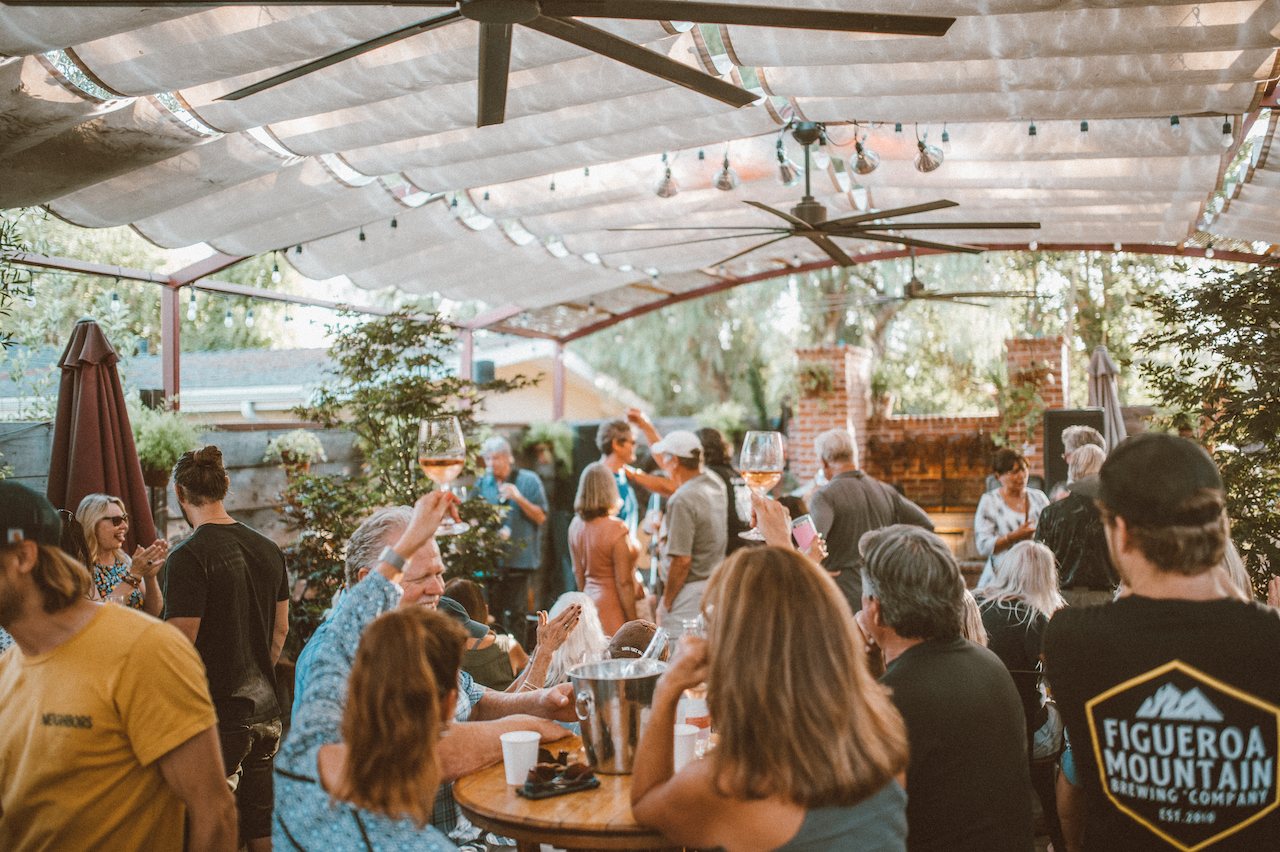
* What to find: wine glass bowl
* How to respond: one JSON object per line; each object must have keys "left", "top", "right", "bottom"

{"left": 738, "top": 431, "right": 784, "bottom": 540}
{"left": 417, "top": 416, "right": 470, "bottom": 535}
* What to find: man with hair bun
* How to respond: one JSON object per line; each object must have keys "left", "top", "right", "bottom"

{"left": 0, "top": 481, "right": 236, "bottom": 851}
{"left": 1044, "top": 433, "right": 1280, "bottom": 851}
{"left": 163, "top": 445, "right": 290, "bottom": 852}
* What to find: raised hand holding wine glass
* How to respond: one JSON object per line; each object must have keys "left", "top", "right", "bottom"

{"left": 417, "top": 415, "right": 470, "bottom": 535}
{"left": 739, "top": 430, "right": 785, "bottom": 541}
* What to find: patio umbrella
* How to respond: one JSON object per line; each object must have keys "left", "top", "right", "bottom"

{"left": 46, "top": 318, "right": 156, "bottom": 552}
{"left": 1087, "top": 345, "right": 1128, "bottom": 452}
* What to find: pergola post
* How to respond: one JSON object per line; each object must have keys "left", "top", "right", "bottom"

{"left": 553, "top": 343, "right": 565, "bottom": 421}
{"left": 160, "top": 285, "right": 181, "bottom": 408}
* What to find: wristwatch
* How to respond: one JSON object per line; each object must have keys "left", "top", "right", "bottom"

{"left": 379, "top": 545, "right": 406, "bottom": 570}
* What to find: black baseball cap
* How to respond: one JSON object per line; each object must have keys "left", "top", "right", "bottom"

{"left": 1074, "top": 433, "right": 1223, "bottom": 527}
{"left": 437, "top": 596, "right": 489, "bottom": 640}
{"left": 1, "top": 482, "right": 62, "bottom": 547}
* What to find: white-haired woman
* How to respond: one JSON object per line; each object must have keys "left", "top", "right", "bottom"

{"left": 975, "top": 540, "right": 1065, "bottom": 852}
{"left": 540, "top": 592, "right": 609, "bottom": 687}
{"left": 569, "top": 461, "right": 640, "bottom": 635}
{"left": 76, "top": 493, "right": 167, "bottom": 616}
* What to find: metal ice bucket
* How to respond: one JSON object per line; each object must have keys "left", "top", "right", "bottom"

{"left": 568, "top": 658, "right": 666, "bottom": 775}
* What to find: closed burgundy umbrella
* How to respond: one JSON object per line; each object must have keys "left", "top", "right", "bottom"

{"left": 46, "top": 319, "right": 156, "bottom": 552}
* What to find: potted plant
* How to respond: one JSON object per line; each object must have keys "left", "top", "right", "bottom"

{"left": 798, "top": 363, "right": 835, "bottom": 398}
{"left": 132, "top": 406, "right": 202, "bottom": 487}
{"left": 264, "top": 429, "right": 327, "bottom": 475}
{"left": 520, "top": 421, "right": 574, "bottom": 476}
{"left": 870, "top": 368, "right": 895, "bottom": 419}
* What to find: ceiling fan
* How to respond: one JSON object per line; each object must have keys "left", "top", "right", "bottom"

{"left": 802, "top": 247, "right": 1040, "bottom": 310}
{"left": 609, "top": 121, "right": 1043, "bottom": 269}
{"left": 213, "top": 1, "right": 955, "bottom": 127}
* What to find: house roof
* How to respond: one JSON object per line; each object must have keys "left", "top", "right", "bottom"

{"left": 2, "top": 4, "right": 1277, "bottom": 340}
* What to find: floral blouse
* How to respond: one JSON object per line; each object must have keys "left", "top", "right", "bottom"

{"left": 91, "top": 557, "right": 144, "bottom": 609}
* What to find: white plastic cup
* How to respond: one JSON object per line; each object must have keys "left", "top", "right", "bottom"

{"left": 672, "top": 723, "right": 698, "bottom": 772}
{"left": 500, "top": 730, "right": 541, "bottom": 786}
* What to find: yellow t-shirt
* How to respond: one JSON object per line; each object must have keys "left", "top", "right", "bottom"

{"left": 0, "top": 604, "right": 218, "bottom": 852}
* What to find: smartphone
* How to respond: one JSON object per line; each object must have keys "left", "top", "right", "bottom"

{"left": 791, "top": 514, "right": 818, "bottom": 551}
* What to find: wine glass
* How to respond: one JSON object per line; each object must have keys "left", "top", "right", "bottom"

{"left": 417, "top": 416, "right": 470, "bottom": 535}
{"left": 738, "top": 431, "right": 784, "bottom": 541}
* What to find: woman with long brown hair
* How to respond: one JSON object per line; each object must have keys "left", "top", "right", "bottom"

{"left": 273, "top": 605, "right": 466, "bottom": 851}
{"left": 631, "top": 546, "right": 909, "bottom": 852}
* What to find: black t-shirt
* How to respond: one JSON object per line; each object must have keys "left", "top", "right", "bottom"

{"left": 707, "top": 463, "right": 753, "bottom": 556}
{"left": 978, "top": 597, "right": 1050, "bottom": 740}
{"left": 164, "top": 522, "right": 289, "bottom": 727}
{"left": 881, "top": 637, "right": 1035, "bottom": 852}
{"left": 1043, "top": 596, "right": 1280, "bottom": 852}
{"left": 1034, "top": 487, "right": 1117, "bottom": 590}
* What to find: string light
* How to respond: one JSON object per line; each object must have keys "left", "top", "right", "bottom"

{"left": 295, "top": 244, "right": 303, "bottom": 255}
{"left": 941, "top": 123, "right": 951, "bottom": 153}
{"left": 245, "top": 307, "right": 255, "bottom": 328}
{"left": 1221, "top": 117, "right": 1233, "bottom": 148}
{"left": 894, "top": 122, "right": 903, "bottom": 139}
{"left": 654, "top": 153, "right": 679, "bottom": 197}
{"left": 25, "top": 283, "right": 36, "bottom": 307}
{"left": 1205, "top": 243, "right": 1215, "bottom": 259}
{"left": 358, "top": 227, "right": 366, "bottom": 242}
{"left": 284, "top": 303, "right": 292, "bottom": 322}
{"left": 110, "top": 291, "right": 121, "bottom": 312}
{"left": 224, "top": 309, "right": 233, "bottom": 328}
{"left": 390, "top": 217, "right": 398, "bottom": 233}
{"left": 483, "top": 191, "right": 490, "bottom": 201}
{"left": 1028, "top": 120, "right": 1037, "bottom": 145}
{"left": 187, "top": 289, "right": 197, "bottom": 321}
{"left": 1113, "top": 242, "right": 1122, "bottom": 252}
{"left": 1170, "top": 115, "right": 1182, "bottom": 137}
{"left": 1079, "top": 120, "right": 1089, "bottom": 141}
{"left": 583, "top": 166, "right": 590, "bottom": 177}
{"left": 1029, "top": 240, "right": 1039, "bottom": 251}
{"left": 271, "top": 258, "right": 281, "bottom": 284}
{"left": 549, "top": 177, "right": 556, "bottom": 191}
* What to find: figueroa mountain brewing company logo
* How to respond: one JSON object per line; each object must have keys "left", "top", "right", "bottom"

{"left": 1086, "top": 660, "right": 1280, "bottom": 851}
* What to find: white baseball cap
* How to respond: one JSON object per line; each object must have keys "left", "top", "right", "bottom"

{"left": 649, "top": 430, "right": 703, "bottom": 459}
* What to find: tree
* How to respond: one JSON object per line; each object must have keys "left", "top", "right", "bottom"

{"left": 1138, "top": 262, "right": 1280, "bottom": 595}
{"left": 280, "top": 312, "right": 535, "bottom": 653}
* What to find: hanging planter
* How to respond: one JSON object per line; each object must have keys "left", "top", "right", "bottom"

{"left": 264, "top": 429, "right": 327, "bottom": 477}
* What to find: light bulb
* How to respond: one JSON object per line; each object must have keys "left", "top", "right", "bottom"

{"left": 894, "top": 122, "right": 903, "bottom": 138}
{"left": 1079, "top": 120, "right": 1089, "bottom": 142}
{"left": 295, "top": 244, "right": 303, "bottom": 255}
{"left": 186, "top": 301, "right": 197, "bottom": 322}
{"left": 1170, "top": 115, "right": 1182, "bottom": 137}
{"left": 853, "top": 141, "right": 880, "bottom": 175}
{"left": 390, "top": 217, "right": 398, "bottom": 233}
{"left": 653, "top": 168, "right": 679, "bottom": 198}
{"left": 713, "top": 157, "right": 741, "bottom": 191}
{"left": 941, "top": 126, "right": 951, "bottom": 152}
{"left": 812, "top": 142, "right": 831, "bottom": 170}
{"left": 271, "top": 261, "right": 281, "bottom": 284}
{"left": 1205, "top": 246, "right": 1215, "bottom": 258}
{"left": 1221, "top": 118, "right": 1233, "bottom": 148}
{"left": 584, "top": 166, "right": 590, "bottom": 176}
{"left": 915, "top": 139, "right": 943, "bottom": 173}
{"left": 1029, "top": 240, "right": 1039, "bottom": 251}
{"left": 245, "top": 308, "right": 255, "bottom": 328}
{"left": 110, "top": 292, "right": 121, "bottom": 312}
{"left": 549, "top": 178, "right": 556, "bottom": 191}
{"left": 1028, "top": 121, "right": 1037, "bottom": 145}
{"left": 1113, "top": 242, "right": 1122, "bottom": 252}
{"left": 224, "top": 309, "right": 233, "bottom": 328}
{"left": 358, "top": 228, "right": 366, "bottom": 242}
{"left": 284, "top": 305, "right": 292, "bottom": 322}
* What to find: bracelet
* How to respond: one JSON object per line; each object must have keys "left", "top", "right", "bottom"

{"left": 378, "top": 545, "right": 406, "bottom": 570}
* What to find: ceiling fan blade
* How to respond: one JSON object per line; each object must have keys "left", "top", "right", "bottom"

{"left": 915, "top": 298, "right": 993, "bottom": 308}
{"left": 607, "top": 225, "right": 789, "bottom": 232}
{"left": 744, "top": 200, "right": 812, "bottom": 229}
{"left": 839, "top": 221, "right": 1043, "bottom": 232}
{"left": 541, "top": 1, "right": 953, "bottom": 37}
{"left": 608, "top": 231, "right": 784, "bottom": 251}
{"left": 218, "top": 10, "right": 463, "bottom": 101}
{"left": 477, "top": 22, "right": 514, "bottom": 127}
{"left": 920, "top": 290, "right": 1039, "bottom": 299}
{"left": 709, "top": 235, "right": 793, "bottom": 268}
{"left": 805, "top": 234, "right": 855, "bottom": 267}
{"left": 834, "top": 229, "right": 985, "bottom": 255}
{"left": 524, "top": 16, "right": 757, "bottom": 108}
{"left": 824, "top": 200, "right": 959, "bottom": 229}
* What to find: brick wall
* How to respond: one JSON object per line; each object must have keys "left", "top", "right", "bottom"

{"left": 788, "top": 345, "right": 872, "bottom": 480}
{"left": 789, "top": 337, "right": 1068, "bottom": 510}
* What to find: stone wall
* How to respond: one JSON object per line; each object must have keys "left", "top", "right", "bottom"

{"left": 789, "top": 336, "right": 1069, "bottom": 511}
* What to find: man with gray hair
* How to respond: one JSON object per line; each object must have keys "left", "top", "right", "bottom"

{"left": 290, "top": 499, "right": 571, "bottom": 840}
{"left": 596, "top": 415, "right": 642, "bottom": 534}
{"left": 858, "top": 524, "right": 1034, "bottom": 852}
{"left": 477, "top": 436, "right": 548, "bottom": 645}
{"left": 1062, "top": 424, "right": 1105, "bottom": 462}
{"left": 809, "top": 427, "right": 934, "bottom": 613}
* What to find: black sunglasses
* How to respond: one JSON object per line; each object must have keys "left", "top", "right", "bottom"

{"left": 102, "top": 513, "right": 129, "bottom": 527}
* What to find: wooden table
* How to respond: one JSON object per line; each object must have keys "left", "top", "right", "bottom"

{"left": 453, "top": 735, "right": 679, "bottom": 852}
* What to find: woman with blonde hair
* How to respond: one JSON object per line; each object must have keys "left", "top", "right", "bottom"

{"left": 975, "top": 540, "right": 1066, "bottom": 852}
{"left": 274, "top": 606, "right": 465, "bottom": 851}
{"left": 569, "top": 461, "right": 640, "bottom": 635}
{"left": 541, "top": 591, "right": 609, "bottom": 687}
{"left": 76, "top": 493, "right": 167, "bottom": 615}
{"left": 632, "top": 546, "right": 909, "bottom": 851}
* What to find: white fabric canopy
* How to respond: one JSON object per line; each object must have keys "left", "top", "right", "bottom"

{"left": 0, "top": 2, "right": 1275, "bottom": 336}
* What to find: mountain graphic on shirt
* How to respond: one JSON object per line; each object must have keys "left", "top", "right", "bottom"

{"left": 1135, "top": 683, "right": 1225, "bottom": 722}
